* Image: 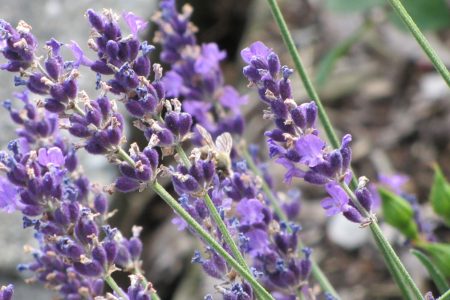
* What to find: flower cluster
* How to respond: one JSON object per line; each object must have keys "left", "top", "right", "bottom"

{"left": 153, "top": 0, "right": 247, "bottom": 141}
{"left": 0, "top": 2, "right": 369, "bottom": 300}
{"left": 0, "top": 27, "right": 155, "bottom": 299}
{"left": 241, "top": 41, "right": 375, "bottom": 223}
{"left": 0, "top": 19, "right": 36, "bottom": 72}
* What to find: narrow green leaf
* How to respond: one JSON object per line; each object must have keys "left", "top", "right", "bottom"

{"left": 430, "top": 165, "right": 450, "bottom": 226}
{"left": 419, "top": 243, "right": 450, "bottom": 278}
{"left": 379, "top": 187, "right": 419, "bottom": 240}
{"left": 412, "top": 249, "right": 449, "bottom": 294}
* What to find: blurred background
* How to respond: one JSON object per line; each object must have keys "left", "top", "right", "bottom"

{"left": 1, "top": 0, "right": 450, "bottom": 299}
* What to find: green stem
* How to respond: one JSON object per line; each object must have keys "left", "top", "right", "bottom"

{"left": 105, "top": 274, "right": 128, "bottom": 299}
{"left": 151, "top": 182, "right": 274, "bottom": 300}
{"left": 242, "top": 147, "right": 340, "bottom": 298}
{"left": 117, "top": 147, "right": 137, "bottom": 167}
{"left": 387, "top": 0, "right": 450, "bottom": 87}
{"left": 113, "top": 146, "right": 271, "bottom": 298}
{"left": 265, "top": 0, "right": 340, "bottom": 151}
{"left": 266, "top": 0, "right": 423, "bottom": 298}
{"left": 341, "top": 184, "right": 423, "bottom": 300}
{"left": 175, "top": 144, "right": 190, "bottom": 166}
{"left": 174, "top": 146, "right": 257, "bottom": 295}
{"left": 265, "top": 0, "right": 358, "bottom": 190}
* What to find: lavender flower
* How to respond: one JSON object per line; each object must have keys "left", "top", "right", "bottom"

{"left": 154, "top": 0, "right": 247, "bottom": 140}
{"left": 0, "top": 20, "right": 37, "bottom": 72}
{"left": 0, "top": 84, "right": 152, "bottom": 299}
{"left": 241, "top": 41, "right": 375, "bottom": 223}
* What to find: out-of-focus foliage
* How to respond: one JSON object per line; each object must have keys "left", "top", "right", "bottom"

{"left": 430, "top": 165, "right": 450, "bottom": 226}
{"left": 379, "top": 187, "right": 419, "bottom": 240}
{"left": 411, "top": 249, "right": 449, "bottom": 294}
{"left": 325, "top": 0, "right": 450, "bottom": 31}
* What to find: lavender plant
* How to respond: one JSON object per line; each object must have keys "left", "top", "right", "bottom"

{"left": 0, "top": 0, "right": 449, "bottom": 299}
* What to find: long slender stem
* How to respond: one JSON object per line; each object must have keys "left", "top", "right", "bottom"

{"left": 241, "top": 147, "right": 340, "bottom": 298}
{"left": 105, "top": 274, "right": 128, "bottom": 299}
{"left": 151, "top": 182, "right": 274, "bottom": 300}
{"left": 265, "top": 0, "right": 422, "bottom": 297}
{"left": 115, "top": 145, "right": 272, "bottom": 298}
{"left": 387, "top": 0, "right": 450, "bottom": 87}
{"left": 265, "top": 0, "right": 359, "bottom": 189}
{"left": 174, "top": 146, "right": 254, "bottom": 280}
{"left": 341, "top": 184, "right": 423, "bottom": 300}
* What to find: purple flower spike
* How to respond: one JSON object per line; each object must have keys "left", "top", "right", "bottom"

{"left": 321, "top": 183, "right": 349, "bottom": 216}
{"left": 122, "top": 12, "right": 148, "bottom": 37}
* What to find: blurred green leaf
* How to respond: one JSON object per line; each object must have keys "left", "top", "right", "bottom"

{"left": 315, "top": 22, "right": 369, "bottom": 87}
{"left": 379, "top": 187, "right": 419, "bottom": 240}
{"left": 389, "top": 0, "right": 450, "bottom": 31}
{"left": 430, "top": 165, "right": 450, "bottom": 226}
{"left": 419, "top": 243, "right": 450, "bottom": 278}
{"left": 411, "top": 249, "right": 449, "bottom": 294}
{"left": 325, "top": 0, "right": 384, "bottom": 13}
{"left": 326, "top": 0, "right": 450, "bottom": 32}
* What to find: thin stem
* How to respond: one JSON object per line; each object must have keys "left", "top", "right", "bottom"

{"left": 109, "top": 145, "right": 271, "bottom": 298}
{"left": 152, "top": 292, "right": 161, "bottom": 300}
{"left": 341, "top": 184, "right": 423, "bottom": 300}
{"left": 105, "top": 274, "right": 128, "bottom": 299}
{"left": 241, "top": 147, "right": 340, "bottom": 298}
{"left": 175, "top": 143, "right": 190, "bottom": 166}
{"left": 387, "top": 0, "right": 450, "bottom": 87}
{"left": 265, "top": 0, "right": 340, "bottom": 150}
{"left": 174, "top": 146, "right": 256, "bottom": 291}
{"left": 265, "top": 0, "right": 358, "bottom": 189}
{"left": 117, "top": 147, "right": 137, "bottom": 167}
{"left": 266, "top": 0, "right": 423, "bottom": 298}
{"left": 151, "top": 181, "right": 274, "bottom": 300}
{"left": 72, "top": 103, "right": 86, "bottom": 117}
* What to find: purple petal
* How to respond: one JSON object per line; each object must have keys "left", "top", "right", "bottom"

{"left": 194, "top": 43, "right": 226, "bottom": 75}
{"left": 240, "top": 41, "right": 271, "bottom": 64}
{"left": 38, "top": 147, "right": 65, "bottom": 167}
{"left": 379, "top": 174, "right": 409, "bottom": 194}
{"left": 162, "top": 70, "right": 183, "bottom": 97}
{"left": 0, "top": 177, "right": 20, "bottom": 213}
{"left": 295, "top": 134, "right": 325, "bottom": 167}
{"left": 236, "top": 198, "right": 265, "bottom": 225}
{"left": 68, "top": 41, "right": 93, "bottom": 67}
{"left": 320, "top": 183, "right": 349, "bottom": 216}
{"left": 171, "top": 216, "right": 188, "bottom": 231}
{"left": 122, "top": 12, "right": 148, "bottom": 37}
{"left": 219, "top": 86, "right": 248, "bottom": 113}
